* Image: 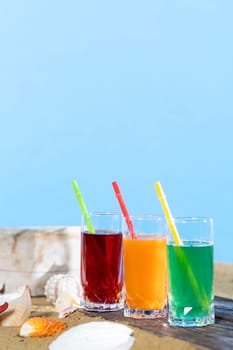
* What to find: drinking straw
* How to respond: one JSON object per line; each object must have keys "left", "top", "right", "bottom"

{"left": 112, "top": 181, "right": 137, "bottom": 239}
{"left": 154, "top": 181, "right": 182, "bottom": 245}
{"left": 72, "top": 180, "right": 95, "bottom": 234}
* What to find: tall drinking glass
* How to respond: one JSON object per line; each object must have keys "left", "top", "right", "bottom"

{"left": 81, "top": 212, "right": 123, "bottom": 311}
{"left": 167, "top": 217, "right": 214, "bottom": 327}
{"left": 122, "top": 215, "right": 167, "bottom": 319}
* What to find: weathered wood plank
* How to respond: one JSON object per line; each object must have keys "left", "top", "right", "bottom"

{"left": 0, "top": 227, "right": 81, "bottom": 295}
{"left": 81, "top": 296, "right": 233, "bottom": 350}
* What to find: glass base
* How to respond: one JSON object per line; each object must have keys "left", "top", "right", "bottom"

{"left": 124, "top": 304, "right": 167, "bottom": 319}
{"left": 168, "top": 306, "right": 215, "bottom": 327}
{"left": 81, "top": 299, "right": 124, "bottom": 312}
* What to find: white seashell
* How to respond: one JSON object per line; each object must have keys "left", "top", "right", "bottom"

{"left": 0, "top": 285, "right": 32, "bottom": 327}
{"left": 49, "top": 321, "right": 135, "bottom": 350}
{"left": 44, "top": 274, "right": 81, "bottom": 315}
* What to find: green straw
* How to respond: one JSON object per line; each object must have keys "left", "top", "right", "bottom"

{"left": 72, "top": 180, "right": 95, "bottom": 234}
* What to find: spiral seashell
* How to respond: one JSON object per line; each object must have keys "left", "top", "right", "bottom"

{"left": 44, "top": 274, "right": 80, "bottom": 304}
{"left": 44, "top": 274, "right": 81, "bottom": 316}
{"left": 20, "top": 316, "right": 67, "bottom": 337}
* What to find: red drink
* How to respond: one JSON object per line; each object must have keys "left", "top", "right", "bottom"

{"left": 81, "top": 230, "right": 123, "bottom": 310}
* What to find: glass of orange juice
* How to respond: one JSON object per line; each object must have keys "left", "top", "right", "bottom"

{"left": 122, "top": 214, "right": 167, "bottom": 319}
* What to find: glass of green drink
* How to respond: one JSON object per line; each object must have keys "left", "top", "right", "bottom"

{"left": 167, "top": 217, "right": 214, "bottom": 327}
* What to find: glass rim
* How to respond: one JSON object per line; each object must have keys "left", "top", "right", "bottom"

{"left": 86, "top": 211, "right": 121, "bottom": 216}
{"left": 172, "top": 216, "right": 213, "bottom": 223}
{"left": 127, "top": 214, "right": 163, "bottom": 220}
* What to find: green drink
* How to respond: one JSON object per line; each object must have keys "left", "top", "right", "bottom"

{"left": 168, "top": 242, "right": 214, "bottom": 325}
{"left": 166, "top": 218, "right": 214, "bottom": 327}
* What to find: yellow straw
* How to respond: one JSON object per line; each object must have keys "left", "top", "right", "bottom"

{"left": 154, "top": 181, "right": 182, "bottom": 245}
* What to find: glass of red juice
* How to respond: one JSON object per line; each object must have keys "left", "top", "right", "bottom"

{"left": 81, "top": 212, "right": 123, "bottom": 311}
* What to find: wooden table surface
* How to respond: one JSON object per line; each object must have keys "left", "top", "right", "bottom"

{"left": 81, "top": 296, "right": 233, "bottom": 350}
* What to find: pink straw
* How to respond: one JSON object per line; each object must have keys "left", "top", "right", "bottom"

{"left": 112, "top": 181, "right": 137, "bottom": 239}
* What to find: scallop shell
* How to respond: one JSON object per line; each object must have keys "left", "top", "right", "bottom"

{"left": 20, "top": 317, "right": 67, "bottom": 337}
{"left": 44, "top": 274, "right": 81, "bottom": 316}
{"left": 0, "top": 285, "right": 32, "bottom": 327}
{"left": 48, "top": 321, "right": 135, "bottom": 350}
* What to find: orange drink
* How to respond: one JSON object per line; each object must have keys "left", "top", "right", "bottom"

{"left": 122, "top": 215, "right": 167, "bottom": 318}
{"left": 124, "top": 235, "right": 167, "bottom": 309}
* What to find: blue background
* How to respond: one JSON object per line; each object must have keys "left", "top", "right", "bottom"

{"left": 0, "top": 1, "right": 233, "bottom": 262}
